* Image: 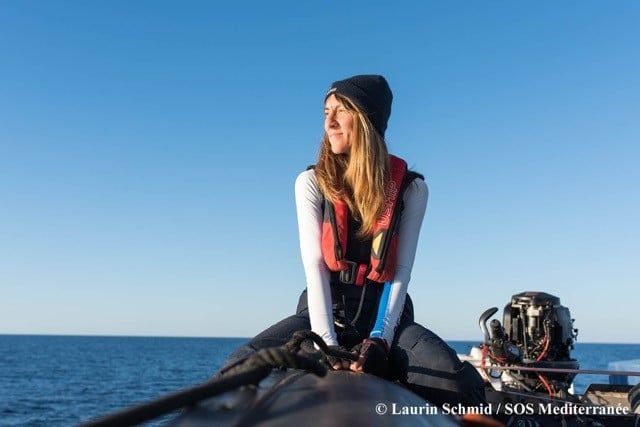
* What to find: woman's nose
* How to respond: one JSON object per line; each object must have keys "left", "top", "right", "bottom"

{"left": 325, "top": 111, "right": 337, "bottom": 128}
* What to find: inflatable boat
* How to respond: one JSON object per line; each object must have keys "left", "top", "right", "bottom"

{"left": 167, "top": 369, "right": 463, "bottom": 427}
{"left": 80, "top": 292, "right": 639, "bottom": 427}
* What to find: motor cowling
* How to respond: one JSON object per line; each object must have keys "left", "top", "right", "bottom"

{"left": 483, "top": 291, "right": 579, "bottom": 396}
{"left": 504, "top": 291, "right": 577, "bottom": 362}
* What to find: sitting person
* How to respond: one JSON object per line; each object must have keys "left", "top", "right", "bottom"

{"left": 222, "top": 74, "right": 486, "bottom": 407}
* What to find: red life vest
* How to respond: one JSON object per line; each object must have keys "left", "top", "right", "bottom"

{"left": 321, "top": 155, "right": 408, "bottom": 286}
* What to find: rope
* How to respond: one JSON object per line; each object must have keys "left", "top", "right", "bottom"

{"left": 79, "top": 330, "right": 356, "bottom": 427}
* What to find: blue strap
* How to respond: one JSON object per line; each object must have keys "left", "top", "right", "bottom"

{"left": 369, "top": 281, "right": 392, "bottom": 338}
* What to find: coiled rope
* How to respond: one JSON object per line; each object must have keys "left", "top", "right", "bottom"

{"left": 79, "top": 330, "right": 357, "bottom": 427}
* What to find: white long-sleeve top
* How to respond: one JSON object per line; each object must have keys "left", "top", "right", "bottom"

{"left": 294, "top": 169, "right": 428, "bottom": 346}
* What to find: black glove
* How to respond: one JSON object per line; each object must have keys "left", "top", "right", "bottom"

{"left": 325, "top": 345, "right": 351, "bottom": 369}
{"left": 351, "top": 337, "right": 389, "bottom": 377}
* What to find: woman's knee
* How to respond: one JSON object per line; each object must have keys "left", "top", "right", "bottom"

{"left": 219, "top": 314, "right": 311, "bottom": 371}
{"left": 393, "top": 324, "right": 461, "bottom": 371}
{"left": 391, "top": 323, "right": 486, "bottom": 406}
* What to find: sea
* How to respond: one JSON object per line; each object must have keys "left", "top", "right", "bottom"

{"left": 1, "top": 335, "right": 639, "bottom": 426}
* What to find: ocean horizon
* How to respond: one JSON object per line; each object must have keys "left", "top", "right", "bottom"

{"left": 2, "top": 334, "right": 639, "bottom": 426}
{"left": 3, "top": 332, "right": 638, "bottom": 345}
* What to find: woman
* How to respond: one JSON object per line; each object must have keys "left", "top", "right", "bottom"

{"left": 224, "top": 75, "right": 485, "bottom": 407}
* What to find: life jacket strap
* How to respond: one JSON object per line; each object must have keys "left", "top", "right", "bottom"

{"left": 338, "top": 261, "right": 369, "bottom": 287}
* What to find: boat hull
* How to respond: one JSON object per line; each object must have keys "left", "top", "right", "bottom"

{"left": 168, "top": 369, "right": 461, "bottom": 426}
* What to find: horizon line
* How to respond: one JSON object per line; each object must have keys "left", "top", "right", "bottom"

{"left": 1, "top": 332, "right": 638, "bottom": 346}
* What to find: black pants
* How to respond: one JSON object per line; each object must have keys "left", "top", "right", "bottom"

{"left": 222, "top": 286, "right": 486, "bottom": 407}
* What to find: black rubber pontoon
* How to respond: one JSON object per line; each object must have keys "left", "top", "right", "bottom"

{"left": 168, "top": 369, "right": 461, "bottom": 427}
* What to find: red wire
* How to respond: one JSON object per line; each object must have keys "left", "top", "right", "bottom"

{"left": 536, "top": 335, "right": 550, "bottom": 361}
{"left": 537, "top": 372, "right": 554, "bottom": 397}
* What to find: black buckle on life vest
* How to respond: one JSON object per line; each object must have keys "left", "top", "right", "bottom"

{"left": 339, "top": 261, "right": 368, "bottom": 286}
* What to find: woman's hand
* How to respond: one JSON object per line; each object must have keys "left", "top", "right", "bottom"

{"left": 326, "top": 345, "right": 352, "bottom": 370}
{"left": 348, "top": 353, "right": 367, "bottom": 372}
{"left": 348, "top": 338, "right": 389, "bottom": 377}
{"left": 332, "top": 359, "right": 351, "bottom": 370}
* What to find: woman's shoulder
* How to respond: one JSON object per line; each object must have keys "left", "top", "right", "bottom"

{"left": 391, "top": 154, "right": 425, "bottom": 186}
{"left": 295, "top": 167, "right": 317, "bottom": 185}
{"left": 406, "top": 169, "right": 425, "bottom": 182}
{"left": 403, "top": 171, "right": 428, "bottom": 201}
{"left": 295, "top": 168, "right": 323, "bottom": 199}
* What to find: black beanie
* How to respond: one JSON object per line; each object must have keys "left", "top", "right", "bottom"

{"left": 325, "top": 74, "right": 393, "bottom": 137}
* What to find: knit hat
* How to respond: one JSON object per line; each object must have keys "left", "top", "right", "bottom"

{"left": 325, "top": 74, "right": 393, "bottom": 137}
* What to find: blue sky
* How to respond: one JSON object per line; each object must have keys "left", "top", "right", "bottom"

{"left": 1, "top": 1, "right": 638, "bottom": 343}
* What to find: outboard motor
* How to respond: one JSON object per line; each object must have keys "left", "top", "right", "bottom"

{"left": 480, "top": 291, "right": 579, "bottom": 397}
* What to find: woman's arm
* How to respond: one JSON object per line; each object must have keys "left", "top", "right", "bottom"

{"left": 294, "top": 169, "right": 339, "bottom": 346}
{"left": 375, "top": 178, "right": 428, "bottom": 345}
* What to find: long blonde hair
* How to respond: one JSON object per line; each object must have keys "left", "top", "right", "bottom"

{"left": 315, "top": 95, "right": 390, "bottom": 238}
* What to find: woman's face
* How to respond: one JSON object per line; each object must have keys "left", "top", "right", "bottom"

{"left": 324, "top": 94, "right": 354, "bottom": 155}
